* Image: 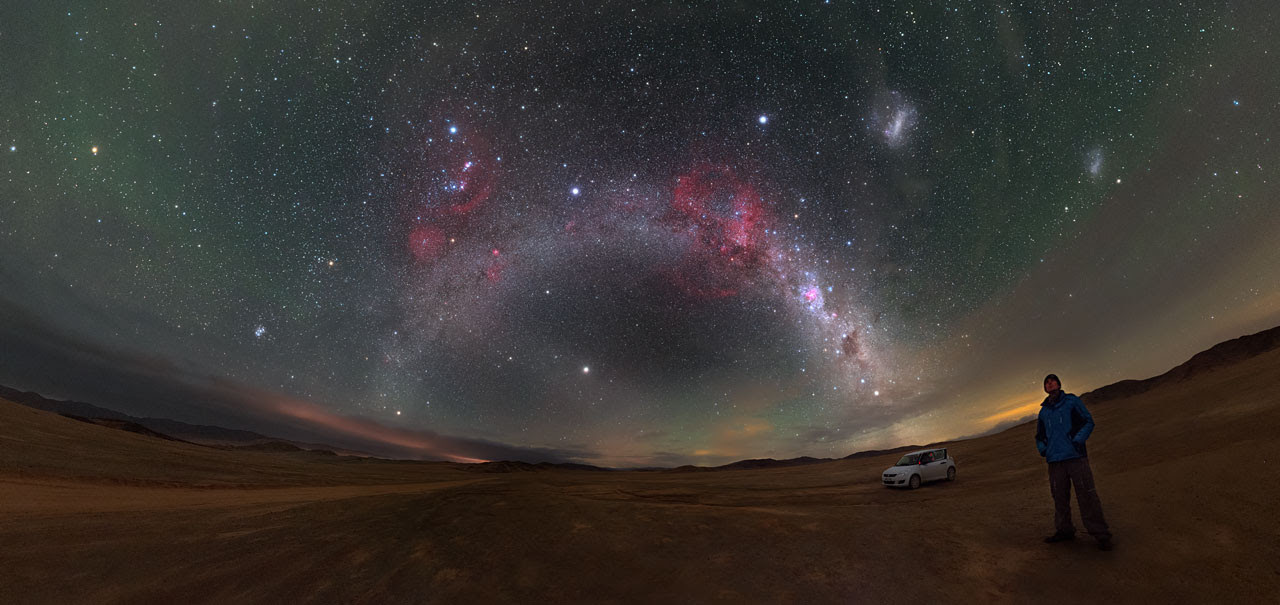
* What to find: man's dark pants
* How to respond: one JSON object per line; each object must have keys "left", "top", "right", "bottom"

{"left": 1048, "top": 456, "right": 1111, "bottom": 538}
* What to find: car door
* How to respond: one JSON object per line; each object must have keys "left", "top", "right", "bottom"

{"left": 928, "top": 449, "right": 948, "bottom": 480}
{"left": 919, "top": 452, "right": 939, "bottom": 481}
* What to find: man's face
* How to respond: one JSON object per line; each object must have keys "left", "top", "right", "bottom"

{"left": 1044, "top": 378, "right": 1060, "bottom": 393}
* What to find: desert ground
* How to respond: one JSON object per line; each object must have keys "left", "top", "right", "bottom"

{"left": 2, "top": 347, "right": 1278, "bottom": 603}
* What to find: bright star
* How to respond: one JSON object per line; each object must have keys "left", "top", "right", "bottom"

{"left": 449, "top": 125, "right": 457, "bottom": 134}
{"left": 7, "top": 146, "right": 14, "bottom": 152}
{"left": 582, "top": 366, "right": 590, "bottom": 374}
{"left": 758, "top": 115, "right": 768, "bottom": 124}
{"left": 571, "top": 187, "right": 580, "bottom": 196}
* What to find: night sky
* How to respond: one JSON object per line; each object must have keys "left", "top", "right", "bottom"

{"left": 2, "top": 2, "right": 1277, "bottom": 466}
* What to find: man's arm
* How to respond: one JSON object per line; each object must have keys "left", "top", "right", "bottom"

{"left": 1035, "top": 415, "right": 1048, "bottom": 456}
{"left": 1070, "top": 398, "right": 1095, "bottom": 444}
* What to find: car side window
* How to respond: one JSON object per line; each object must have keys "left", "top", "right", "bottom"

{"left": 934, "top": 449, "right": 946, "bottom": 462}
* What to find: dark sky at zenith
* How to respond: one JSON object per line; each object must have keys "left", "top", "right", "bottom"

{"left": 1, "top": 1, "right": 1277, "bottom": 466}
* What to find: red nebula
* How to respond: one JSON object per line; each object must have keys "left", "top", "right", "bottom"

{"left": 394, "top": 119, "right": 500, "bottom": 267}
{"left": 408, "top": 225, "right": 447, "bottom": 263}
{"left": 445, "top": 157, "right": 494, "bottom": 216}
{"left": 483, "top": 247, "right": 506, "bottom": 282}
{"left": 485, "top": 257, "right": 505, "bottom": 283}
{"left": 664, "top": 164, "right": 773, "bottom": 299}
{"left": 397, "top": 130, "right": 498, "bottom": 220}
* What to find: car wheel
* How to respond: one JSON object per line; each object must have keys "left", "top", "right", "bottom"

{"left": 908, "top": 474, "right": 921, "bottom": 489}
{"left": 947, "top": 466, "right": 957, "bottom": 481}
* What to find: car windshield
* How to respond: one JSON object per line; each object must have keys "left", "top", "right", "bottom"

{"left": 896, "top": 454, "right": 921, "bottom": 466}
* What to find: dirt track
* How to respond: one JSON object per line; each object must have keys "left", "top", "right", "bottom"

{"left": 2, "top": 348, "right": 1278, "bottom": 603}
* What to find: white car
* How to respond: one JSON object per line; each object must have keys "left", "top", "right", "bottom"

{"left": 882, "top": 448, "right": 956, "bottom": 489}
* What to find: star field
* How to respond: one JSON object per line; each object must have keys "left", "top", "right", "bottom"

{"left": 1, "top": 2, "right": 1277, "bottom": 466}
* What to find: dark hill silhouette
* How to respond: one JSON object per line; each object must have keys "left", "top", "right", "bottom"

{"left": 716, "top": 456, "right": 830, "bottom": 470}
{"left": 0, "top": 386, "right": 131, "bottom": 421}
{"left": 666, "top": 456, "right": 837, "bottom": 472}
{"left": 234, "top": 440, "right": 305, "bottom": 453}
{"left": 58, "top": 414, "right": 191, "bottom": 443}
{"left": 466, "top": 460, "right": 611, "bottom": 473}
{"left": 4, "top": 324, "right": 1277, "bottom": 471}
{"left": 843, "top": 444, "right": 931, "bottom": 461}
{"left": 0, "top": 385, "right": 354, "bottom": 455}
{"left": 1082, "top": 324, "right": 1280, "bottom": 404}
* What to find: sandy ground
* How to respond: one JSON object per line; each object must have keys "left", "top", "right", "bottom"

{"left": 2, "top": 348, "right": 1278, "bottom": 603}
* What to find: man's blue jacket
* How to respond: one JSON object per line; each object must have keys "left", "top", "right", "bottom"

{"left": 1035, "top": 391, "right": 1095, "bottom": 463}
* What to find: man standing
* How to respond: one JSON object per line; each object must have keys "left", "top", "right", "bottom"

{"left": 1035, "top": 373, "right": 1113, "bottom": 551}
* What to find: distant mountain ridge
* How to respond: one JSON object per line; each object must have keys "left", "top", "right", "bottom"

{"left": 465, "top": 460, "right": 611, "bottom": 473}
{"left": 667, "top": 456, "right": 833, "bottom": 472}
{"left": 0, "top": 385, "right": 354, "bottom": 454}
{"left": 3, "top": 324, "right": 1278, "bottom": 470}
{"left": 58, "top": 414, "right": 192, "bottom": 443}
{"left": 1082, "top": 325, "right": 1280, "bottom": 404}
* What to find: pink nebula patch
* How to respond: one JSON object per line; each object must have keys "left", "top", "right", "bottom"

{"left": 485, "top": 258, "right": 505, "bottom": 283}
{"left": 664, "top": 164, "right": 774, "bottom": 299}
{"left": 408, "top": 225, "right": 447, "bottom": 263}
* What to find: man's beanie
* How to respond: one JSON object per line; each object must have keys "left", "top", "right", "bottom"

{"left": 1044, "top": 373, "right": 1061, "bottom": 386}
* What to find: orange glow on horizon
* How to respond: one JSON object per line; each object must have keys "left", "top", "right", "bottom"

{"left": 980, "top": 398, "right": 1041, "bottom": 426}
{"left": 242, "top": 389, "right": 490, "bottom": 463}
